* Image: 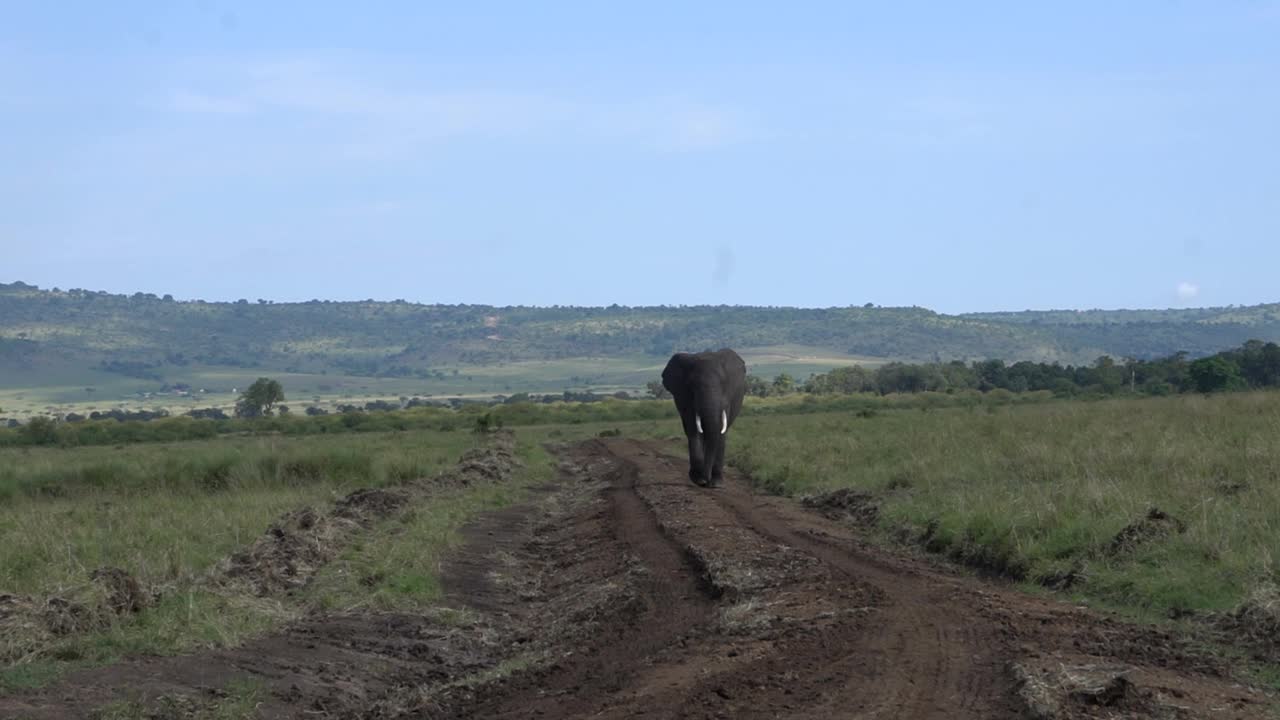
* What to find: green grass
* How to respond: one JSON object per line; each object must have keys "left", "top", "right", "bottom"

{"left": 0, "top": 433, "right": 474, "bottom": 594}
{"left": 729, "top": 391, "right": 1280, "bottom": 619}
{"left": 305, "top": 440, "right": 558, "bottom": 612}
{"left": 0, "top": 429, "right": 484, "bottom": 691}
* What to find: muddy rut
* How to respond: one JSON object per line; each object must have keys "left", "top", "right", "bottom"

{"left": 435, "top": 438, "right": 1270, "bottom": 720}
{"left": 1, "top": 437, "right": 1273, "bottom": 719}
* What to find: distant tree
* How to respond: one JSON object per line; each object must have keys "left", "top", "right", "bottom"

{"left": 973, "top": 359, "right": 1008, "bottom": 391}
{"left": 745, "top": 374, "right": 770, "bottom": 397}
{"left": 1188, "top": 357, "right": 1244, "bottom": 394}
{"left": 875, "top": 363, "right": 943, "bottom": 394}
{"left": 235, "top": 377, "right": 285, "bottom": 417}
{"left": 1047, "top": 377, "right": 1078, "bottom": 397}
{"left": 1092, "top": 355, "right": 1124, "bottom": 393}
{"left": 1234, "top": 340, "right": 1280, "bottom": 388}
{"left": 22, "top": 416, "right": 58, "bottom": 445}
{"left": 805, "top": 366, "right": 876, "bottom": 394}
{"left": 646, "top": 380, "right": 670, "bottom": 400}
{"left": 771, "top": 373, "right": 796, "bottom": 395}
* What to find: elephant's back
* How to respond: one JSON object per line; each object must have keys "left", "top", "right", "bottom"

{"left": 715, "top": 348, "right": 746, "bottom": 376}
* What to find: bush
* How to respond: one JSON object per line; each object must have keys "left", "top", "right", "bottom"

{"left": 21, "top": 417, "right": 58, "bottom": 445}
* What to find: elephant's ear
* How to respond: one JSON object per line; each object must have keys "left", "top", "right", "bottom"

{"left": 661, "top": 353, "right": 697, "bottom": 404}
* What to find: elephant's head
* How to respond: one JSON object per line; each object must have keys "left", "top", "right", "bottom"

{"left": 661, "top": 349, "right": 747, "bottom": 486}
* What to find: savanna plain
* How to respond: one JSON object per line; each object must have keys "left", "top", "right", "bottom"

{"left": 2, "top": 392, "right": 1279, "bottom": 718}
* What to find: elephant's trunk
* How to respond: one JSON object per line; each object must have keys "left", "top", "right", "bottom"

{"left": 696, "top": 397, "right": 723, "bottom": 481}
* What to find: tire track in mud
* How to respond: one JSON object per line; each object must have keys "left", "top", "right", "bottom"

{"left": 640, "top": 447, "right": 998, "bottom": 714}
{"left": 459, "top": 438, "right": 1269, "bottom": 720}
{"left": 614, "top": 438, "right": 1019, "bottom": 719}
{"left": 450, "top": 441, "right": 719, "bottom": 719}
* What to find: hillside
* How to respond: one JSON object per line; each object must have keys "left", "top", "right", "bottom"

{"left": 3, "top": 281, "right": 1280, "bottom": 411}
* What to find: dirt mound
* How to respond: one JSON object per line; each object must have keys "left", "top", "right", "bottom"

{"left": 214, "top": 433, "right": 520, "bottom": 598}
{"left": 0, "top": 567, "right": 153, "bottom": 664}
{"left": 1010, "top": 661, "right": 1141, "bottom": 719}
{"left": 1210, "top": 582, "right": 1280, "bottom": 662}
{"left": 1037, "top": 562, "right": 1087, "bottom": 591}
{"left": 447, "top": 433, "right": 520, "bottom": 484}
{"left": 1108, "top": 507, "right": 1186, "bottom": 555}
{"left": 1, "top": 593, "right": 89, "bottom": 664}
{"left": 801, "top": 487, "right": 880, "bottom": 525}
{"left": 218, "top": 506, "right": 354, "bottom": 596}
{"left": 90, "top": 566, "right": 149, "bottom": 615}
{"left": 333, "top": 488, "right": 409, "bottom": 520}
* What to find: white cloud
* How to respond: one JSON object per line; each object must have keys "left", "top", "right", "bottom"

{"left": 656, "top": 105, "right": 761, "bottom": 151}
{"left": 156, "top": 58, "right": 763, "bottom": 153}
{"left": 329, "top": 199, "right": 402, "bottom": 217}
{"left": 168, "top": 90, "right": 254, "bottom": 115}
{"left": 1176, "top": 282, "right": 1200, "bottom": 300}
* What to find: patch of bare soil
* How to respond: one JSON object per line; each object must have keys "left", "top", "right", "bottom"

{"left": 2, "top": 436, "right": 1273, "bottom": 719}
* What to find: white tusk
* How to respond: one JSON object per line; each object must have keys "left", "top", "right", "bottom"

{"left": 695, "top": 414, "right": 703, "bottom": 434}
{"left": 721, "top": 410, "right": 728, "bottom": 434}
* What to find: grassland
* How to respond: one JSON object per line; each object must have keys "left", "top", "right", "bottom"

{"left": 5, "top": 390, "right": 1279, "bottom": 695}
{"left": 730, "top": 391, "right": 1280, "bottom": 619}
{"left": 0, "top": 433, "right": 478, "bottom": 592}
{"left": 0, "top": 428, "right": 556, "bottom": 692}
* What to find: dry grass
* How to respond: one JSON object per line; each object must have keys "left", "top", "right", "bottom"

{"left": 0, "top": 429, "right": 520, "bottom": 691}
{"left": 730, "top": 392, "right": 1280, "bottom": 618}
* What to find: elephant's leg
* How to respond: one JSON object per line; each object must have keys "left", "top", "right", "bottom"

{"left": 686, "top": 433, "right": 706, "bottom": 485}
{"left": 710, "top": 437, "right": 726, "bottom": 487}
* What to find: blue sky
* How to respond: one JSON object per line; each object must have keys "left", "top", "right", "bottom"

{"left": 3, "top": 2, "right": 1278, "bottom": 313}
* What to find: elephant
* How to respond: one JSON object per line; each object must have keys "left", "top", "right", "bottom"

{"left": 661, "top": 349, "right": 747, "bottom": 487}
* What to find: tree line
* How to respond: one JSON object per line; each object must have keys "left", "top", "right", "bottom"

{"left": 790, "top": 339, "right": 1280, "bottom": 397}
{"left": 4, "top": 340, "right": 1278, "bottom": 449}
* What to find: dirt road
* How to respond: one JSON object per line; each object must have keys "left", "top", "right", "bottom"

{"left": 2, "top": 437, "right": 1272, "bottom": 719}
{"left": 431, "top": 438, "right": 1269, "bottom": 720}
